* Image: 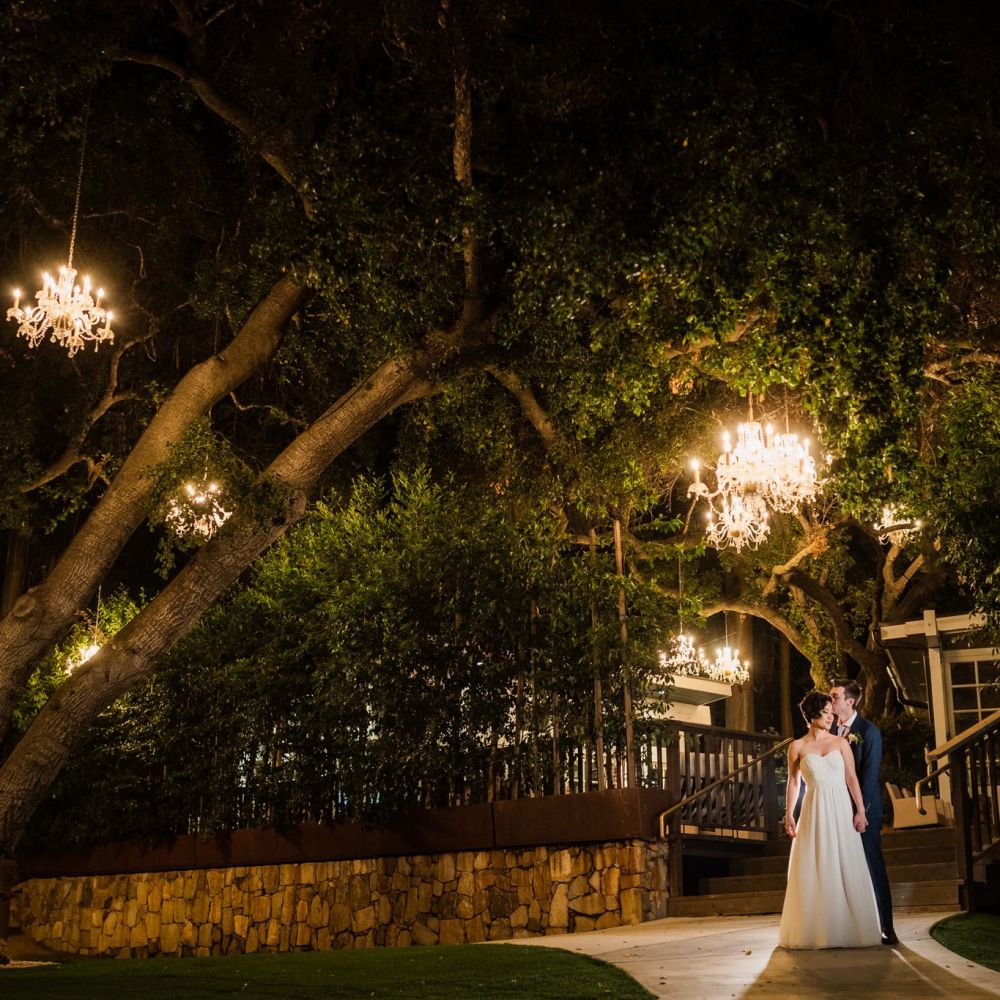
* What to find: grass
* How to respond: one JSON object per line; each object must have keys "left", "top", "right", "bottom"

{"left": 0, "top": 943, "right": 655, "bottom": 999}
{"left": 930, "top": 912, "right": 1000, "bottom": 972}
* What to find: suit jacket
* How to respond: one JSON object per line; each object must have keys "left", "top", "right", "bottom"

{"left": 846, "top": 713, "right": 883, "bottom": 822}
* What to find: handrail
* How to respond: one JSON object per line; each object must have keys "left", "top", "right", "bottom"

{"left": 656, "top": 737, "right": 792, "bottom": 838}
{"left": 926, "top": 707, "right": 1000, "bottom": 761}
{"left": 914, "top": 761, "right": 951, "bottom": 815}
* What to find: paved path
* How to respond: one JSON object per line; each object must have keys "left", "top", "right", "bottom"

{"left": 507, "top": 912, "right": 1000, "bottom": 999}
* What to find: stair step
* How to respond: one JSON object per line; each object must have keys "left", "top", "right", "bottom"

{"left": 881, "top": 827, "right": 956, "bottom": 849}
{"left": 701, "top": 862, "right": 957, "bottom": 895}
{"left": 731, "top": 845, "right": 957, "bottom": 876}
{"left": 666, "top": 879, "right": 962, "bottom": 918}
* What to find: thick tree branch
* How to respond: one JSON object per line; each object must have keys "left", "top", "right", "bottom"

{"left": 21, "top": 336, "right": 151, "bottom": 493}
{"left": 118, "top": 49, "right": 310, "bottom": 216}
{"left": 762, "top": 532, "right": 829, "bottom": 597}
{"left": 779, "top": 567, "right": 883, "bottom": 672}
{"left": 448, "top": 5, "right": 481, "bottom": 316}
{"left": 656, "top": 307, "right": 767, "bottom": 363}
{"left": 484, "top": 366, "right": 563, "bottom": 454}
{"left": 0, "top": 305, "right": 493, "bottom": 852}
{"left": 0, "top": 275, "right": 306, "bottom": 747}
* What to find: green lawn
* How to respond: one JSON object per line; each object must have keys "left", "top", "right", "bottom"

{"left": 0, "top": 943, "right": 654, "bottom": 999}
{"left": 930, "top": 912, "right": 1000, "bottom": 972}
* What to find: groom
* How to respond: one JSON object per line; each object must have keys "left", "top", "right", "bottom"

{"left": 830, "top": 679, "right": 897, "bottom": 946}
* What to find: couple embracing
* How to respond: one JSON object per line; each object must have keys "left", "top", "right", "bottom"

{"left": 778, "top": 680, "right": 897, "bottom": 949}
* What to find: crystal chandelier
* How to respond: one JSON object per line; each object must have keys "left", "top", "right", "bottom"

{"left": 165, "top": 479, "right": 232, "bottom": 539}
{"left": 707, "top": 646, "right": 750, "bottom": 685}
{"left": 687, "top": 415, "right": 821, "bottom": 552}
{"left": 714, "top": 422, "right": 819, "bottom": 513}
{"left": 873, "top": 505, "right": 922, "bottom": 547}
{"left": 704, "top": 490, "right": 770, "bottom": 554}
{"left": 6, "top": 107, "right": 114, "bottom": 356}
{"left": 68, "top": 587, "right": 103, "bottom": 672}
{"left": 659, "top": 633, "right": 708, "bottom": 678}
{"left": 9, "top": 272, "right": 113, "bottom": 357}
{"left": 69, "top": 641, "right": 102, "bottom": 672}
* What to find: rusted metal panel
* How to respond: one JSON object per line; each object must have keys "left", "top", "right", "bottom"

{"left": 493, "top": 788, "right": 666, "bottom": 847}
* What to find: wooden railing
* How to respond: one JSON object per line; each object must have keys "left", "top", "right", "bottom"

{"left": 560, "top": 720, "right": 785, "bottom": 820}
{"left": 649, "top": 727, "right": 789, "bottom": 895}
{"left": 921, "top": 708, "right": 1000, "bottom": 912}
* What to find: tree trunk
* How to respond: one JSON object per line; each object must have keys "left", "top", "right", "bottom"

{"left": 0, "top": 276, "right": 305, "bottom": 747}
{"left": 0, "top": 319, "right": 463, "bottom": 854}
{"left": 612, "top": 519, "right": 635, "bottom": 787}
{"left": 589, "top": 528, "right": 606, "bottom": 792}
{"left": 0, "top": 533, "right": 28, "bottom": 618}
{"left": 780, "top": 636, "right": 794, "bottom": 738}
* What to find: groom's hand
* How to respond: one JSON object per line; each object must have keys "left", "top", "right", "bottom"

{"left": 853, "top": 812, "right": 868, "bottom": 833}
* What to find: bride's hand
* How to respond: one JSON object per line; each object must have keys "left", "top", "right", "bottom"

{"left": 853, "top": 812, "right": 868, "bottom": 833}
{"left": 784, "top": 814, "right": 796, "bottom": 838}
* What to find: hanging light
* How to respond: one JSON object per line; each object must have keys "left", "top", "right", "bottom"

{"left": 659, "top": 634, "right": 709, "bottom": 677}
{"left": 706, "top": 646, "right": 750, "bottom": 685}
{"left": 6, "top": 105, "right": 114, "bottom": 356}
{"left": 873, "top": 505, "right": 922, "bottom": 547}
{"left": 704, "top": 491, "right": 770, "bottom": 553}
{"left": 714, "top": 421, "right": 820, "bottom": 514}
{"left": 166, "top": 478, "right": 232, "bottom": 539}
{"left": 687, "top": 413, "right": 821, "bottom": 552}
{"left": 68, "top": 587, "right": 103, "bottom": 672}
{"left": 68, "top": 641, "right": 101, "bottom": 672}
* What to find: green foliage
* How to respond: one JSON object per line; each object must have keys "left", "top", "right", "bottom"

{"left": 10, "top": 587, "right": 143, "bottom": 739}
{"left": 23, "top": 471, "right": 668, "bottom": 849}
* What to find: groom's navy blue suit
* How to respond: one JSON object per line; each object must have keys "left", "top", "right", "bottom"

{"left": 847, "top": 713, "right": 894, "bottom": 935}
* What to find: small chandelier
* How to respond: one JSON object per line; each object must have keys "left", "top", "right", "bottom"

{"left": 68, "top": 587, "right": 103, "bottom": 672}
{"left": 704, "top": 489, "right": 770, "bottom": 553}
{"left": 166, "top": 478, "right": 232, "bottom": 539}
{"left": 69, "top": 640, "right": 102, "bottom": 672}
{"left": 659, "top": 633, "right": 708, "bottom": 678}
{"left": 705, "top": 646, "right": 750, "bottom": 685}
{"left": 7, "top": 105, "right": 114, "bottom": 356}
{"left": 873, "top": 505, "right": 922, "bottom": 547}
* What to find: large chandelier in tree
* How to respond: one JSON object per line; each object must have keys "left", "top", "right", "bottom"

{"left": 687, "top": 410, "right": 821, "bottom": 552}
{"left": 7, "top": 107, "right": 114, "bottom": 357}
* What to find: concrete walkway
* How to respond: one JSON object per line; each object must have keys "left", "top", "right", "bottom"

{"left": 507, "top": 912, "right": 1000, "bottom": 999}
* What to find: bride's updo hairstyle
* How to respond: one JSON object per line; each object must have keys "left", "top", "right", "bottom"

{"left": 798, "top": 690, "right": 832, "bottom": 725}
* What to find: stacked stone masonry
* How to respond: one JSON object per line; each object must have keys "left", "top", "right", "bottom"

{"left": 12, "top": 839, "right": 670, "bottom": 958}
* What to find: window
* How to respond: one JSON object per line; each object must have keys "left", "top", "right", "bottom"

{"left": 946, "top": 656, "right": 1000, "bottom": 734}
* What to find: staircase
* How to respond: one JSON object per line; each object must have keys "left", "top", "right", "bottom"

{"left": 664, "top": 826, "right": 961, "bottom": 917}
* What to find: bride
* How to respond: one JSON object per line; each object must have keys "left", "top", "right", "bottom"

{"left": 778, "top": 690, "right": 882, "bottom": 949}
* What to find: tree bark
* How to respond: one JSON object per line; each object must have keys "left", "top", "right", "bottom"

{"left": 0, "top": 276, "right": 306, "bottom": 749}
{"left": 0, "top": 317, "right": 468, "bottom": 853}
{"left": 612, "top": 520, "right": 635, "bottom": 787}
{"left": 780, "top": 636, "right": 794, "bottom": 738}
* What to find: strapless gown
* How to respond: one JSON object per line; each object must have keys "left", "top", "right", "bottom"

{"left": 777, "top": 751, "right": 882, "bottom": 948}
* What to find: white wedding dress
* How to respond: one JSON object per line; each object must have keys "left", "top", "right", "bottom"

{"left": 778, "top": 751, "right": 882, "bottom": 949}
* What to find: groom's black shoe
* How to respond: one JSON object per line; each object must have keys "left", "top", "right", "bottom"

{"left": 881, "top": 929, "right": 899, "bottom": 946}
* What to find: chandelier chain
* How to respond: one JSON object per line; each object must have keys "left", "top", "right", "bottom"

{"left": 67, "top": 101, "right": 91, "bottom": 271}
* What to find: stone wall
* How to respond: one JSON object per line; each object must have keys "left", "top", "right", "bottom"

{"left": 12, "top": 839, "right": 670, "bottom": 958}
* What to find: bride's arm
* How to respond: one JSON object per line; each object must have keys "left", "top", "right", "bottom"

{"left": 841, "top": 741, "right": 869, "bottom": 832}
{"left": 784, "top": 743, "right": 801, "bottom": 837}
